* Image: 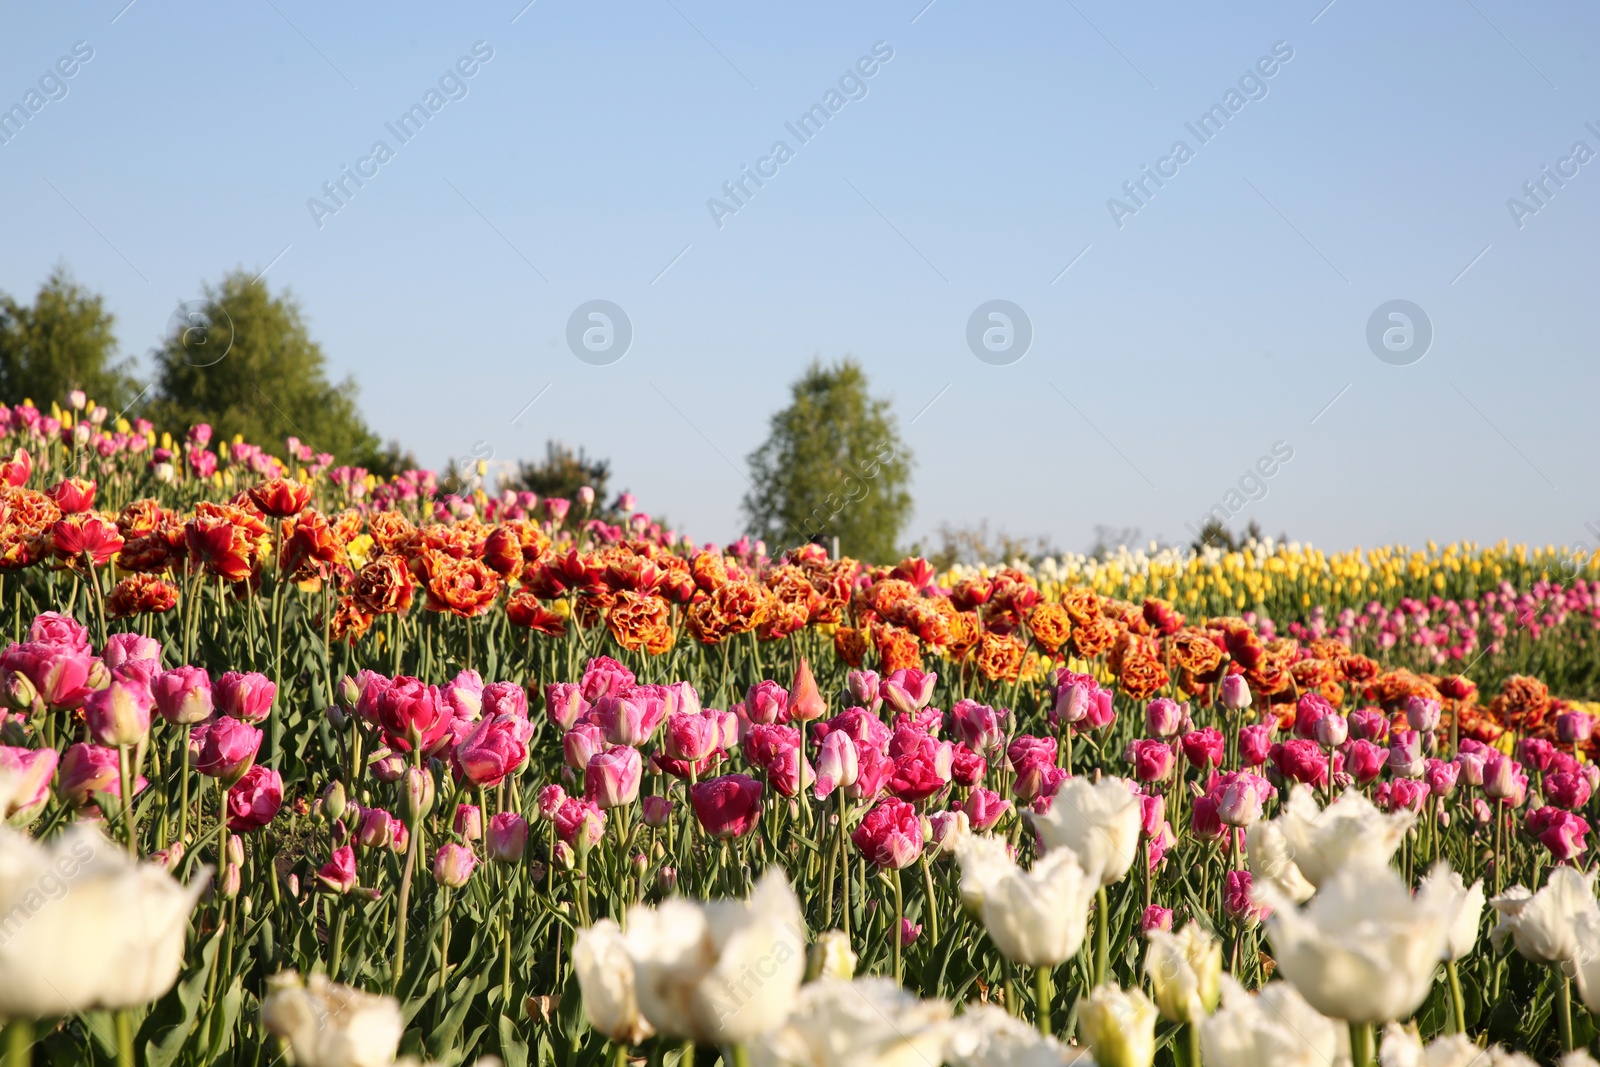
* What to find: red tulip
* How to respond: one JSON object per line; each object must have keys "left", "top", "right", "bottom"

{"left": 688, "top": 773, "right": 762, "bottom": 838}
{"left": 45, "top": 477, "right": 96, "bottom": 514}
{"left": 247, "top": 476, "right": 312, "bottom": 518}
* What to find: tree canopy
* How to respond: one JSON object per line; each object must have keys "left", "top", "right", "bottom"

{"left": 0, "top": 267, "right": 138, "bottom": 411}
{"left": 742, "top": 358, "right": 912, "bottom": 563}
{"left": 149, "top": 271, "right": 392, "bottom": 470}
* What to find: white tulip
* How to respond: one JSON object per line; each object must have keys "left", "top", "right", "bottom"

{"left": 1030, "top": 775, "right": 1142, "bottom": 886}
{"left": 1200, "top": 976, "right": 1346, "bottom": 1067}
{"left": 747, "top": 977, "right": 951, "bottom": 1067}
{"left": 953, "top": 834, "right": 1015, "bottom": 913}
{"left": 0, "top": 825, "right": 209, "bottom": 1017}
{"left": 965, "top": 846, "right": 1096, "bottom": 967}
{"left": 805, "top": 930, "right": 857, "bottom": 982}
{"left": 1379, "top": 1023, "right": 1538, "bottom": 1067}
{"left": 1574, "top": 909, "right": 1600, "bottom": 1013}
{"left": 573, "top": 919, "right": 654, "bottom": 1045}
{"left": 260, "top": 970, "right": 405, "bottom": 1067}
{"left": 947, "top": 1004, "right": 1095, "bottom": 1067}
{"left": 1276, "top": 785, "right": 1414, "bottom": 888}
{"left": 1489, "top": 866, "right": 1597, "bottom": 965}
{"left": 1562, "top": 1054, "right": 1600, "bottom": 1067}
{"left": 1244, "top": 819, "right": 1314, "bottom": 904}
{"left": 1144, "top": 923, "right": 1222, "bottom": 1023}
{"left": 1260, "top": 859, "right": 1449, "bottom": 1023}
{"left": 624, "top": 868, "right": 806, "bottom": 1045}
{"left": 1078, "top": 984, "right": 1157, "bottom": 1067}
{"left": 1416, "top": 868, "right": 1485, "bottom": 961}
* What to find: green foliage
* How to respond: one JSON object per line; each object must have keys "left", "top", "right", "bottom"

{"left": 742, "top": 357, "right": 913, "bottom": 563}
{"left": 0, "top": 267, "right": 138, "bottom": 410}
{"left": 507, "top": 441, "right": 611, "bottom": 506}
{"left": 149, "top": 270, "right": 389, "bottom": 470}
{"left": 1189, "top": 518, "right": 1263, "bottom": 554}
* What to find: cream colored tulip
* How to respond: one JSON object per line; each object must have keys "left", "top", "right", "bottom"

{"left": 1276, "top": 785, "right": 1414, "bottom": 888}
{"left": 1417, "top": 868, "right": 1485, "bottom": 961}
{"left": 1379, "top": 1023, "right": 1538, "bottom": 1067}
{"left": 1260, "top": 859, "right": 1450, "bottom": 1023}
{"left": 624, "top": 868, "right": 806, "bottom": 1045}
{"left": 805, "top": 930, "right": 857, "bottom": 982}
{"left": 946, "top": 1004, "right": 1095, "bottom": 1067}
{"left": 747, "top": 977, "right": 951, "bottom": 1067}
{"left": 573, "top": 919, "right": 654, "bottom": 1045}
{"left": 0, "top": 824, "right": 209, "bottom": 1017}
{"left": 1144, "top": 923, "right": 1221, "bottom": 1023}
{"left": 1489, "top": 866, "right": 1597, "bottom": 966}
{"left": 967, "top": 846, "right": 1096, "bottom": 967}
{"left": 1244, "top": 819, "right": 1314, "bottom": 904}
{"left": 260, "top": 970, "right": 405, "bottom": 1067}
{"left": 953, "top": 834, "right": 1014, "bottom": 913}
{"left": 1200, "top": 976, "right": 1344, "bottom": 1067}
{"left": 1030, "top": 776, "right": 1142, "bottom": 886}
{"left": 1078, "top": 984, "right": 1157, "bottom": 1067}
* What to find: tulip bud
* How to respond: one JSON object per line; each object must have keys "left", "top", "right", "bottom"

{"left": 3, "top": 671, "right": 38, "bottom": 712}
{"left": 641, "top": 795, "right": 673, "bottom": 828}
{"left": 1404, "top": 696, "right": 1441, "bottom": 734}
{"left": 287, "top": 873, "right": 300, "bottom": 897}
{"left": 433, "top": 843, "right": 477, "bottom": 888}
{"left": 787, "top": 658, "right": 827, "bottom": 723}
{"left": 1144, "top": 924, "right": 1221, "bottom": 1023}
{"left": 1220, "top": 674, "right": 1251, "bottom": 711}
{"left": 339, "top": 675, "right": 361, "bottom": 708}
{"left": 553, "top": 840, "right": 576, "bottom": 869}
{"left": 221, "top": 862, "right": 242, "bottom": 899}
{"left": 577, "top": 485, "right": 595, "bottom": 508}
{"left": 487, "top": 812, "right": 528, "bottom": 863}
{"left": 806, "top": 929, "right": 858, "bottom": 981}
{"left": 1140, "top": 906, "right": 1173, "bottom": 935}
{"left": 227, "top": 835, "right": 245, "bottom": 867}
{"left": 322, "top": 780, "right": 348, "bottom": 823}
{"left": 1080, "top": 985, "right": 1159, "bottom": 1067}
{"left": 325, "top": 705, "right": 348, "bottom": 730}
{"left": 656, "top": 865, "right": 677, "bottom": 892}
{"left": 404, "top": 766, "right": 435, "bottom": 823}
{"left": 1312, "top": 713, "right": 1347, "bottom": 750}
{"left": 846, "top": 670, "right": 881, "bottom": 712}
{"left": 454, "top": 803, "right": 483, "bottom": 841}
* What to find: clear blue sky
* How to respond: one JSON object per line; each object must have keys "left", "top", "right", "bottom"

{"left": 3, "top": 0, "right": 1597, "bottom": 554}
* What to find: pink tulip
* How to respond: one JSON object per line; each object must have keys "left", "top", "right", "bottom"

{"left": 152, "top": 666, "right": 213, "bottom": 725}
{"left": 1346, "top": 708, "right": 1389, "bottom": 743}
{"left": 84, "top": 677, "right": 153, "bottom": 747}
{"left": 924, "top": 810, "right": 967, "bottom": 852}
{"left": 1387, "top": 730, "right": 1423, "bottom": 778}
{"left": 1547, "top": 771, "right": 1592, "bottom": 811}
{"left": 58, "top": 743, "right": 138, "bottom": 808}
{"left": 1220, "top": 674, "right": 1252, "bottom": 711}
{"left": 1272, "top": 739, "right": 1330, "bottom": 787}
{"left": 852, "top": 797, "right": 923, "bottom": 869}
{"left": 564, "top": 723, "right": 607, "bottom": 771}
{"left": 1142, "top": 905, "right": 1174, "bottom": 935}
{"left": 962, "top": 787, "right": 1011, "bottom": 831}
{"left": 1181, "top": 727, "right": 1225, "bottom": 769}
{"left": 813, "top": 730, "right": 859, "bottom": 799}
{"left": 1144, "top": 698, "right": 1187, "bottom": 739}
{"left": 1346, "top": 740, "right": 1387, "bottom": 784}
{"left": 482, "top": 681, "right": 529, "bottom": 720}
{"left": 951, "top": 744, "right": 986, "bottom": 787}
{"left": 488, "top": 812, "right": 528, "bottom": 862}
{"left": 1455, "top": 749, "right": 1487, "bottom": 787}
{"left": 553, "top": 797, "right": 606, "bottom": 850}
{"left": 1517, "top": 738, "right": 1556, "bottom": 774}
{"left": 455, "top": 714, "right": 531, "bottom": 787}
{"left": 899, "top": 918, "right": 922, "bottom": 947}
{"left": 1424, "top": 758, "right": 1461, "bottom": 797}
{"left": 641, "top": 795, "right": 673, "bottom": 827}
{"left": 1293, "top": 693, "right": 1334, "bottom": 740}
{"left": 744, "top": 680, "right": 789, "bottom": 725}
{"left": 593, "top": 694, "right": 661, "bottom": 747}
{"left": 536, "top": 784, "right": 567, "bottom": 820}
{"left": 579, "top": 655, "right": 634, "bottom": 703}
{"left": 1238, "top": 723, "right": 1275, "bottom": 766}
{"left": 1483, "top": 753, "right": 1526, "bottom": 804}
{"left": 543, "top": 682, "right": 588, "bottom": 730}
{"left": 1527, "top": 806, "right": 1589, "bottom": 862}
{"left": 887, "top": 726, "right": 952, "bottom": 802}
{"left": 102, "top": 632, "right": 162, "bottom": 672}
{"left": 376, "top": 677, "right": 450, "bottom": 754}
{"left": 1126, "top": 739, "right": 1174, "bottom": 783}
{"left": 689, "top": 774, "right": 763, "bottom": 838}
{"left": 952, "top": 699, "right": 1007, "bottom": 755}
{"left": 317, "top": 846, "right": 357, "bottom": 893}
{"left": 881, "top": 668, "right": 936, "bottom": 716}
{"left": 1388, "top": 778, "right": 1429, "bottom": 813}
{"left": 847, "top": 670, "right": 882, "bottom": 713}
{"left": 2, "top": 642, "right": 95, "bottom": 709}
{"left": 454, "top": 804, "right": 483, "bottom": 840}
{"left": 433, "top": 843, "right": 477, "bottom": 887}
{"left": 227, "top": 765, "right": 284, "bottom": 830}
{"left": 1216, "top": 771, "right": 1273, "bottom": 827}
{"left": 1557, "top": 711, "right": 1594, "bottom": 745}
{"left": 441, "top": 669, "right": 484, "bottom": 720}
{"left": 1224, "top": 870, "right": 1269, "bottom": 925}
{"left": 586, "top": 746, "right": 642, "bottom": 808}
{"left": 1007, "top": 734, "right": 1056, "bottom": 773}
{"left": 1404, "top": 696, "right": 1441, "bottom": 733}
{"left": 1140, "top": 793, "right": 1166, "bottom": 838}
{"left": 193, "top": 716, "right": 262, "bottom": 785}
{"left": 1312, "top": 713, "right": 1348, "bottom": 750}
{"left": 664, "top": 710, "right": 720, "bottom": 762}
{"left": 0, "top": 746, "right": 56, "bottom": 823}
{"left": 215, "top": 671, "right": 276, "bottom": 723}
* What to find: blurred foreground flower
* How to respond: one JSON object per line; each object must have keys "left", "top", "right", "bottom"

{"left": 748, "top": 977, "right": 950, "bottom": 1067}
{"left": 261, "top": 970, "right": 404, "bottom": 1067}
{"left": 945, "top": 1004, "right": 1094, "bottom": 1066}
{"left": 573, "top": 919, "right": 654, "bottom": 1045}
{"left": 0, "top": 824, "right": 209, "bottom": 1017}
{"left": 1200, "top": 977, "right": 1345, "bottom": 1067}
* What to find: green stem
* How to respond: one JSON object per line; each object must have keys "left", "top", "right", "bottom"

{"left": 1186, "top": 1020, "right": 1201, "bottom": 1067}
{"left": 730, "top": 1044, "right": 751, "bottom": 1067}
{"left": 1558, "top": 970, "right": 1574, "bottom": 1052}
{"left": 118, "top": 745, "right": 137, "bottom": 855}
{"left": 4, "top": 1019, "right": 32, "bottom": 1067}
{"left": 921, "top": 854, "right": 940, "bottom": 948}
{"left": 1447, "top": 958, "right": 1466, "bottom": 1034}
{"left": 1094, "top": 886, "right": 1109, "bottom": 988}
{"left": 891, "top": 867, "right": 904, "bottom": 983}
{"left": 1035, "top": 964, "right": 1052, "bottom": 1036}
{"left": 393, "top": 815, "right": 422, "bottom": 992}
{"left": 115, "top": 1009, "right": 134, "bottom": 1067}
{"left": 1348, "top": 1021, "right": 1373, "bottom": 1067}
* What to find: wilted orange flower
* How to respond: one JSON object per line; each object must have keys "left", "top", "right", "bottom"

{"left": 324, "top": 597, "right": 373, "bottom": 646}
{"left": 875, "top": 624, "right": 923, "bottom": 674}
{"left": 1490, "top": 674, "right": 1551, "bottom": 733}
{"left": 573, "top": 588, "right": 616, "bottom": 630}
{"left": 415, "top": 551, "right": 501, "bottom": 618}
{"left": 607, "top": 590, "right": 671, "bottom": 652}
{"left": 1068, "top": 615, "right": 1118, "bottom": 659}
{"left": 507, "top": 590, "right": 566, "bottom": 636}
{"left": 1027, "top": 602, "right": 1073, "bottom": 653}
{"left": 691, "top": 551, "right": 728, "bottom": 593}
{"left": 974, "top": 631, "right": 1025, "bottom": 682}
{"left": 833, "top": 626, "right": 870, "bottom": 668}
{"left": 248, "top": 477, "right": 311, "bottom": 518}
{"left": 107, "top": 574, "right": 179, "bottom": 618}
{"left": 369, "top": 512, "right": 419, "bottom": 556}
{"left": 717, "top": 580, "right": 774, "bottom": 636}
{"left": 352, "top": 554, "right": 414, "bottom": 615}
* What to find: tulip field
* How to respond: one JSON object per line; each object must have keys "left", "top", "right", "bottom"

{"left": 8, "top": 398, "right": 1600, "bottom": 1067}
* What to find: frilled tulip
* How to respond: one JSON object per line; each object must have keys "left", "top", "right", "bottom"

{"left": 543, "top": 681, "right": 588, "bottom": 730}
{"left": 622, "top": 869, "right": 806, "bottom": 1044}
{"left": 227, "top": 765, "right": 284, "bottom": 830}
{"left": 852, "top": 797, "right": 923, "bottom": 869}
{"left": 1490, "top": 866, "right": 1598, "bottom": 965}
{"left": 1273, "top": 786, "right": 1414, "bottom": 889}
{"left": 958, "top": 842, "right": 1096, "bottom": 966}
{"left": 1200, "top": 976, "right": 1342, "bottom": 1067}
{"left": 375, "top": 676, "right": 449, "bottom": 754}
{"left": 1031, "top": 775, "right": 1142, "bottom": 886}
{"left": 0, "top": 824, "right": 209, "bottom": 1016}
{"left": 553, "top": 797, "right": 607, "bottom": 851}
{"left": 455, "top": 713, "right": 531, "bottom": 787}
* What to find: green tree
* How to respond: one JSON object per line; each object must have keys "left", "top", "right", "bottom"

{"left": 150, "top": 271, "right": 393, "bottom": 470}
{"left": 0, "top": 267, "right": 138, "bottom": 410}
{"left": 742, "top": 358, "right": 913, "bottom": 563}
